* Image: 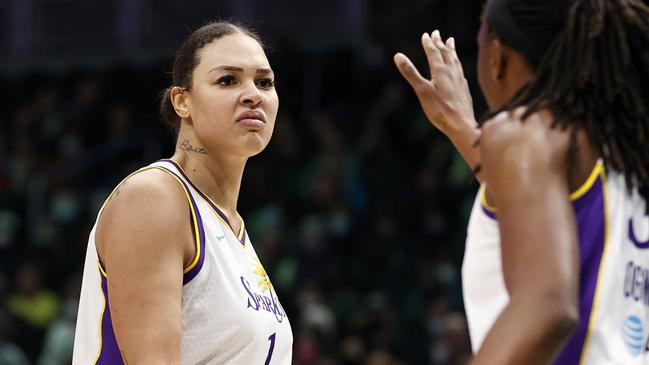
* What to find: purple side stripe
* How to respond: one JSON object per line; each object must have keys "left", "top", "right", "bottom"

{"left": 481, "top": 204, "right": 497, "bottom": 220}
{"left": 553, "top": 174, "right": 606, "bottom": 365}
{"left": 161, "top": 159, "right": 247, "bottom": 245}
{"left": 156, "top": 165, "right": 206, "bottom": 285}
{"left": 96, "top": 274, "right": 124, "bottom": 365}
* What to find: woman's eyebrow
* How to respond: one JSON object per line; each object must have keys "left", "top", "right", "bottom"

{"left": 207, "top": 65, "right": 273, "bottom": 75}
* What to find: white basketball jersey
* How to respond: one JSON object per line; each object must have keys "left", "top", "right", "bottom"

{"left": 73, "top": 159, "right": 293, "bottom": 365}
{"left": 463, "top": 160, "right": 649, "bottom": 364}
{"left": 462, "top": 184, "right": 507, "bottom": 353}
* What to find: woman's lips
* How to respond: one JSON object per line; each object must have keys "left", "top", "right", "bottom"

{"left": 236, "top": 118, "right": 265, "bottom": 129}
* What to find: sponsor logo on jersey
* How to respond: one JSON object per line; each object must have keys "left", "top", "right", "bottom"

{"left": 621, "top": 315, "right": 646, "bottom": 356}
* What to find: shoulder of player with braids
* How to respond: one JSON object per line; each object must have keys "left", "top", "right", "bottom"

{"left": 499, "top": 0, "right": 649, "bottom": 204}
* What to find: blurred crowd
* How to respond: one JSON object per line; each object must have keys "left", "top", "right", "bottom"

{"left": 0, "top": 11, "right": 484, "bottom": 364}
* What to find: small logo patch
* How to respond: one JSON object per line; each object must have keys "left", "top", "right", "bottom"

{"left": 622, "top": 315, "right": 645, "bottom": 356}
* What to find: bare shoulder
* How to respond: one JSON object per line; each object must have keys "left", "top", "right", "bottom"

{"left": 96, "top": 168, "right": 192, "bottom": 268}
{"left": 101, "top": 168, "right": 189, "bottom": 225}
{"left": 480, "top": 108, "right": 572, "bottom": 171}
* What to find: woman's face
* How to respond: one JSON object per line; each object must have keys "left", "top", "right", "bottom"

{"left": 185, "top": 33, "right": 278, "bottom": 158}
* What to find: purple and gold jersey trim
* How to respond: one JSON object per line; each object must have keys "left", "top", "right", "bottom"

{"left": 160, "top": 159, "right": 248, "bottom": 246}
{"left": 570, "top": 161, "right": 604, "bottom": 201}
{"left": 95, "top": 165, "right": 207, "bottom": 285}
{"left": 554, "top": 163, "right": 608, "bottom": 364}
{"left": 153, "top": 165, "right": 207, "bottom": 284}
{"left": 94, "top": 263, "right": 124, "bottom": 365}
{"left": 479, "top": 160, "right": 604, "bottom": 219}
{"left": 479, "top": 185, "right": 497, "bottom": 219}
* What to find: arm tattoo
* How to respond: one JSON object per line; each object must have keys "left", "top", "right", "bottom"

{"left": 178, "top": 139, "right": 208, "bottom": 154}
{"left": 108, "top": 180, "right": 128, "bottom": 201}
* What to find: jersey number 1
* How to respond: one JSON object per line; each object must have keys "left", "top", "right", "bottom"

{"left": 264, "top": 333, "right": 276, "bottom": 365}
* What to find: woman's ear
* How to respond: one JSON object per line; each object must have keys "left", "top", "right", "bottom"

{"left": 490, "top": 37, "right": 507, "bottom": 81}
{"left": 171, "top": 86, "right": 191, "bottom": 120}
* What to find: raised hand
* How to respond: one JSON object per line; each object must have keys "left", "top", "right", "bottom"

{"left": 394, "top": 30, "right": 481, "bottom": 171}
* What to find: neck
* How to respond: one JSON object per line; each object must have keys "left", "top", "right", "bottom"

{"left": 492, "top": 54, "right": 536, "bottom": 111}
{"left": 169, "top": 144, "right": 246, "bottom": 223}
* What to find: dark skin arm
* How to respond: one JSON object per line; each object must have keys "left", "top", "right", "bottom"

{"left": 471, "top": 109, "right": 579, "bottom": 364}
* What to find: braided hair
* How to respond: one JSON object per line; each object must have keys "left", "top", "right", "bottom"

{"left": 488, "top": 0, "right": 649, "bottom": 199}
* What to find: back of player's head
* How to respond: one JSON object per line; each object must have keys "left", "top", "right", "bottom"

{"left": 497, "top": 0, "right": 649, "bottom": 199}
{"left": 485, "top": 0, "right": 572, "bottom": 69}
{"left": 159, "top": 21, "right": 263, "bottom": 133}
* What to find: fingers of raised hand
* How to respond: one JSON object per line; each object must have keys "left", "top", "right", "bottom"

{"left": 445, "top": 37, "right": 463, "bottom": 67}
{"left": 446, "top": 36, "right": 456, "bottom": 50}
{"left": 393, "top": 53, "right": 429, "bottom": 92}
{"left": 431, "top": 30, "right": 456, "bottom": 65}
{"left": 422, "top": 32, "right": 444, "bottom": 70}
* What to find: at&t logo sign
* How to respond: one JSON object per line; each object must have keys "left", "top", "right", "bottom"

{"left": 622, "top": 315, "right": 647, "bottom": 356}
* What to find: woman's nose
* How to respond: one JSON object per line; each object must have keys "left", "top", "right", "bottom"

{"left": 240, "top": 82, "right": 262, "bottom": 107}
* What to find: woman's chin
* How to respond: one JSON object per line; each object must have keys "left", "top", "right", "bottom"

{"left": 240, "top": 139, "right": 270, "bottom": 158}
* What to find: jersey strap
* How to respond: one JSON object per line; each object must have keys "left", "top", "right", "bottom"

{"left": 479, "top": 160, "right": 604, "bottom": 219}
{"left": 160, "top": 159, "right": 247, "bottom": 246}
{"left": 151, "top": 164, "right": 207, "bottom": 285}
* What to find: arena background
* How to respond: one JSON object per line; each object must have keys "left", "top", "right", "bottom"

{"left": 0, "top": 0, "right": 488, "bottom": 364}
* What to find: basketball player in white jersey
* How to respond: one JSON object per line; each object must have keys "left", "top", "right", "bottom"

{"left": 72, "top": 21, "right": 292, "bottom": 364}
{"left": 395, "top": 0, "right": 649, "bottom": 363}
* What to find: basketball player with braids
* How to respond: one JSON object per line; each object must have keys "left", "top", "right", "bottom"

{"left": 395, "top": 0, "right": 649, "bottom": 363}
{"left": 72, "top": 22, "right": 292, "bottom": 364}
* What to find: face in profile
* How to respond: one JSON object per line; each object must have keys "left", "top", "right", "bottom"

{"left": 183, "top": 32, "right": 279, "bottom": 158}
{"left": 476, "top": 19, "right": 499, "bottom": 111}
